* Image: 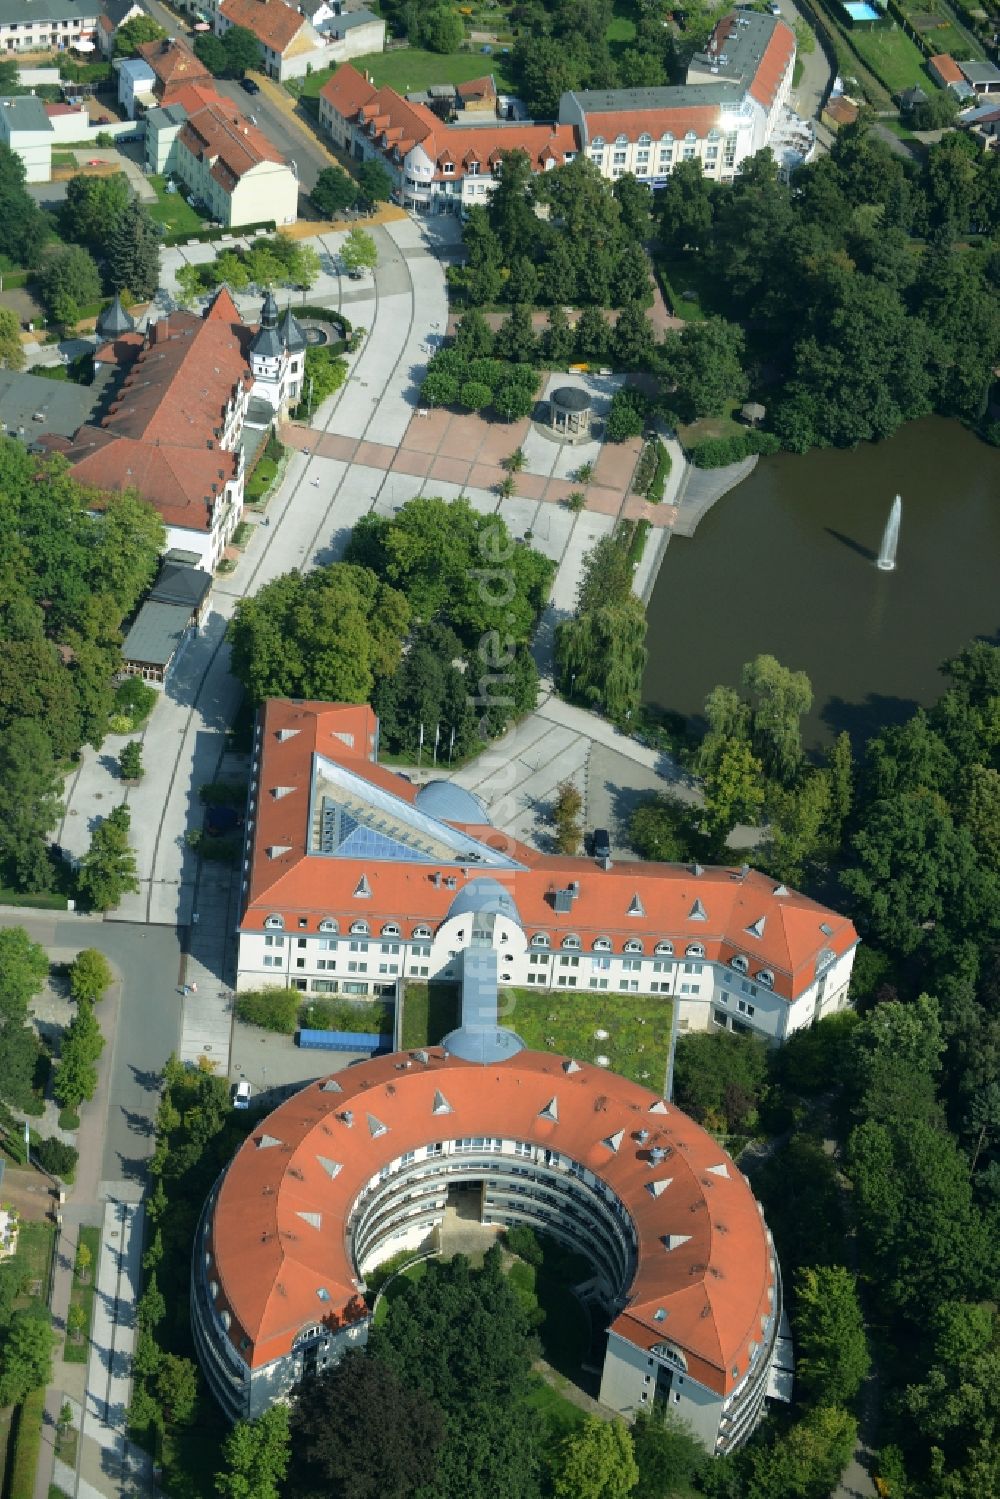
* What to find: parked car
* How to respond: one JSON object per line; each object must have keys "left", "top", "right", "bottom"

{"left": 592, "top": 828, "right": 611, "bottom": 859}
{"left": 240, "top": 76, "right": 261, "bottom": 95}
{"left": 231, "top": 1079, "right": 252, "bottom": 1110}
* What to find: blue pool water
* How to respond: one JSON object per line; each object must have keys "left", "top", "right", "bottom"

{"left": 844, "top": 1, "right": 881, "bottom": 18}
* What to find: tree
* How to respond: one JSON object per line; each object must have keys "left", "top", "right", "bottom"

{"left": 418, "top": 4, "right": 464, "bottom": 50}
{"left": 54, "top": 999, "right": 104, "bottom": 1108}
{"left": 289, "top": 1350, "right": 445, "bottom": 1499}
{"left": 702, "top": 738, "right": 764, "bottom": 848}
{"left": 77, "top": 804, "right": 139, "bottom": 914}
{"left": 0, "top": 927, "right": 48, "bottom": 1025}
{"left": 38, "top": 246, "right": 102, "bottom": 326}
{"left": 311, "top": 167, "right": 358, "bottom": 218}
{"left": 606, "top": 386, "right": 647, "bottom": 442}
{"left": 155, "top": 1353, "right": 198, "bottom": 1425}
{"left": 106, "top": 199, "right": 160, "bottom": 300}
{"left": 222, "top": 24, "right": 261, "bottom": 77}
{"left": 215, "top": 1406, "right": 290, "bottom": 1499}
{"left": 556, "top": 594, "right": 648, "bottom": 723}
{"left": 119, "top": 740, "right": 143, "bottom": 782}
{"left": 114, "top": 13, "right": 166, "bottom": 54}
{"left": 491, "top": 366, "right": 538, "bottom": 421}
{"left": 577, "top": 529, "right": 635, "bottom": 613}
{"left": 340, "top": 227, "right": 378, "bottom": 276}
{"left": 0, "top": 307, "right": 24, "bottom": 372}
{"left": 356, "top": 159, "right": 392, "bottom": 205}
{"left": 175, "top": 262, "right": 208, "bottom": 307}
{"left": 612, "top": 302, "right": 655, "bottom": 367}
{"left": 0, "top": 145, "right": 48, "bottom": 267}
{"left": 66, "top": 1303, "right": 86, "bottom": 1343}
{"left": 553, "top": 1416, "right": 638, "bottom": 1499}
{"left": 552, "top": 779, "right": 583, "bottom": 855}
{"left": 543, "top": 305, "right": 575, "bottom": 364}
{"left": 742, "top": 1405, "right": 857, "bottom": 1499}
{"left": 629, "top": 794, "right": 698, "bottom": 862}
{"left": 454, "top": 309, "right": 494, "bottom": 358}
{"left": 0, "top": 1311, "right": 55, "bottom": 1404}
{"left": 661, "top": 315, "right": 747, "bottom": 422}
{"left": 574, "top": 305, "right": 611, "bottom": 361}
{"left": 193, "top": 32, "right": 228, "bottom": 74}
{"left": 235, "top": 988, "right": 298, "bottom": 1033}
{"left": 849, "top": 992, "right": 944, "bottom": 1127}
{"left": 674, "top": 1029, "right": 769, "bottom": 1132}
{"left": 75, "top": 1241, "right": 93, "bottom": 1283}
{"left": 793, "top": 1265, "right": 870, "bottom": 1406}
{"left": 69, "top": 948, "right": 113, "bottom": 1003}
{"left": 658, "top": 157, "right": 714, "bottom": 251}
{"left": 764, "top": 772, "right": 831, "bottom": 884}
{"left": 632, "top": 1412, "right": 707, "bottom": 1499}
{"left": 613, "top": 173, "right": 652, "bottom": 238}
{"left": 228, "top": 564, "right": 410, "bottom": 705}
{"left": 59, "top": 173, "right": 130, "bottom": 251}
{"left": 742, "top": 653, "right": 812, "bottom": 785}
{"left": 493, "top": 304, "right": 538, "bottom": 364}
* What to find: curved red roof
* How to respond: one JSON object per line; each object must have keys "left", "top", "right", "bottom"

{"left": 208, "top": 1049, "right": 776, "bottom": 1394}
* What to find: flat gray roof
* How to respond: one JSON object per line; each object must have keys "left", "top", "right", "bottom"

{"left": 689, "top": 10, "right": 783, "bottom": 89}
{"left": 961, "top": 60, "right": 1000, "bottom": 83}
{"left": 146, "top": 103, "right": 188, "bottom": 130}
{"left": 566, "top": 81, "right": 741, "bottom": 112}
{"left": 0, "top": 369, "right": 100, "bottom": 442}
{"left": 122, "top": 600, "right": 191, "bottom": 667}
{"left": 0, "top": 95, "right": 52, "bottom": 133}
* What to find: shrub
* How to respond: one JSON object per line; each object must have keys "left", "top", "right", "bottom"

{"left": 647, "top": 439, "right": 671, "bottom": 502}
{"left": 199, "top": 780, "right": 247, "bottom": 807}
{"left": 114, "top": 677, "right": 157, "bottom": 724}
{"left": 69, "top": 947, "right": 112, "bottom": 1002}
{"left": 688, "top": 430, "right": 780, "bottom": 467}
{"left": 34, "top": 1137, "right": 78, "bottom": 1180}
{"left": 235, "top": 988, "right": 299, "bottom": 1033}
{"left": 8, "top": 1387, "right": 45, "bottom": 1499}
{"left": 504, "top": 1224, "right": 543, "bottom": 1266}
{"left": 108, "top": 713, "right": 133, "bottom": 734}
{"left": 58, "top": 1108, "right": 80, "bottom": 1131}
{"left": 605, "top": 387, "right": 647, "bottom": 442}
{"left": 300, "top": 999, "right": 391, "bottom": 1034}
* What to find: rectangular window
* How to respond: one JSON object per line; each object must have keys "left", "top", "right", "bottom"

{"left": 349, "top": 940, "right": 367, "bottom": 953}
{"left": 593, "top": 957, "right": 611, "bottom": 972}
{"left": 316, "top": 959, "right": 335, "bottom": 971}
{"left": 296, "top": 938, "right": 306, "bottom": 948}
{"left": 559, "top": 956, "right": 580, "bottom": 968}
{"left": 564, "top": 976, "right": 578, "bottom": 987}
{"left": 378, "top": 964, "right": 398, "bottom": 975}
{"left": 347, "top": 961, "right": 368, "bottom": 974}
{"left": 683, "top": 145, "right": 696, "bottom": 160}
{"left": 683, "top": 961, "right": 703, "bottom": 974}
{"left": 738, "top": 1000, "right": 755, "bottom": 1017}
{"left": 295, "top": 958, "right": 305, "bottom": 969}
{"left": 589, "top": 978, "right": 609, "bottom": 990}
{"left": 653, "top": 961, "right": 669, "bottom": 973}
{"left": 344, "top": 982, "right": 367, "bottom": 995}
{"left": 264, "top": 934, "right": 284, "bottom": 948}
{"left": 382, "top": 943, "right": 400, "bottom": 955}
{"left": 613, "top": 150, "right": 627, "bottom": 165}
{"left": 619, "top": 979, "right": 639, "bottom": 992}
{"left": 713, "top": 1008, "right": 729, "bottom": 1028}
{"left": 292, "top": 978, "right": 307, "bottom": 992}
{"left": 741, "top": 980, "right": 758, "bottom": 998}
{"left": 262, "top": 955, "right": 282, "bottom": 968}
{"left": 680, "top": 982, "right": 700, "bottom": 994}
{"left": 311, "top": 979, "right": 338, "bottom": 993}
{"left": 622, "top": 958, "right": 641, "bottom": 972}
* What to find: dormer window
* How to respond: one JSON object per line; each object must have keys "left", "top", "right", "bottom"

{"left": 638, "top": 132, "right": 651, "bottom": 144}
{"left": 592, "top": 135, "right": 605, "bottom": 147}
{"left": 467, "top": 160, "right": 479, "bottom": 175}
{"left": 413, "top": 925, "right": 432, "bottom": 940}
{"left": 654, "top": 941, "right": 673, "bottom": 956}
{"left": 685, "top": 130, "right": 697, "bottom": 142}
{"left": 531, "top": 933, "right": 550, "bottom": 949}
{"left": 615, "top": 133, "right": 627, "bottom": 144}
{"left": 756, "top": 969, "right": 774, "bottom": 989}
{"left": 593, "top": 937, "right": 612, "bottom": 952}
{"left": 442, "top": 161, "right": 454, "bottom": 175}
{"left": 730, "top": 955, "right": 749, "bottom": 974}
{"left": 661, "top": 132, "right": 674, "bottom": 143}
{"left": 350, "top": 920, "right": 369, "bottom": 936}
{"left": 382, "top": 923, "right": 401, "bottom": 938}
{"left": 685, "top": 943, "right": 705, "bottom": 959}
{"left": 319, "top": 918, "right": 338, "bottom": 933}
{"left": 624, "top": 939, "right": 643, "bottom": 954}
{"left": 561, "top": 934, "right": 581, "bottom": 951}
{"left": 264, "top": 914, "right": 283, "bottom": 930}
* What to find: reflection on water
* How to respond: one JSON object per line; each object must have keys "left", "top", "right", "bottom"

{"left": 643, "top": 418, "right": 1000, "bottom": 750}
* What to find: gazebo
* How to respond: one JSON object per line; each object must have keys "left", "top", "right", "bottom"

{"left": 741, "top": 401, "right": 766, "bottom": 427}
{"left": 549, "top": 385, "right": 592, "bottom": 442}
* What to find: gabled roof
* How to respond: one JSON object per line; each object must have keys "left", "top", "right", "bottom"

{"left": 178, "top": 97, "right": 283, "bottom": 192}
{"left": 929, "top": 52, "right": 965, "bottom": 85}
{"left": 319, "top": 61, "right": 377, "bottom": 120}
{"left": 137, "top": 36, "right": 213, "bottom": 96}
{"left": 219, "top": 0, "right": 309, "bottom": 54}
{"left": 242, "top": 700, "right": 858, "bottom": 1002}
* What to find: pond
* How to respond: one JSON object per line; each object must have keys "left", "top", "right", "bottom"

{"left": 643, "top": 417, "right": 1000, "bottom": 750}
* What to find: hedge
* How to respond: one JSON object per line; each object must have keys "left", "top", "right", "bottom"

{"left": 688, "top": 430, "right": 780, "bottom": 468}
{"left": 161, "top": 219, "right": 277, "bottom": 248}
{"left": 9, "top": 1387, "right": 46, "bottom": 1499}
{"left": 648, "top": 440, "right": 671, "bottom": 502}
{"left": 235, "top": 987, "right": 299, "bottom": 1033}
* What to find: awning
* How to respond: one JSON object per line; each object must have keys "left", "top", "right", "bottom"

{"left": 72, "top": 38, "right": 96, "bottom": 51}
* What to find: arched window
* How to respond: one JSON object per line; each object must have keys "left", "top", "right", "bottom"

{"left": 624, "top": 939, "right": 643, "bottom": 954}
{"left": 707, "top": 128, "right": 720, "bottom": 142}
{"left": 730, "top": 955, "right": 749, "bottom": 974}
{"left": 592, "top": 135, "right": 605, "bottom": 147}
{"left": 561, "top": 934, "right": 581, "bottom": 951}
{"left": 220, "top": 1310, "right": 231, "bottom": 1331}
{"left": 661, "top": 132, "right": 674, "bottom": 142}
{"left": 531, "top": 933, "right": 550, "bottom": 949}
{"left": 319, "top": 918, "right": 338, "bottom": 933}
{"left": 685, "top": 942, "right": 705, "bottom": 959}
{"left": 654, "top": 941, "right": 674, "bottom": 956}
{"left": 638, "top": 132, "right": 651, "bottom": 144}
{"left": 684, "top": 130, "right": 697, "bottom": 142}
{"left": 592, "top": 937, "right": 612, "bottom": 952}
{"left": 413, "top": 925, "right": 432, "bottom": 940}
{"left": 381, "top": 923, "right": 401, "bottom": 938}
{"left": 816, "top": 947, "right": 836, "bottom": 974}
{"left": 615, "top": 133, "right": 628, "bottom": 144}
{"left": 264, "top": 914, "right": 283, "bottom": 930}
{"left": 350, "top": 920, "right": 369, "bottom": 936}
{"left": 756, "top": 969, "right": 774, "bottom": 989}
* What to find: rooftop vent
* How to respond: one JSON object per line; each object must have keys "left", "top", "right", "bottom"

{"left": 628, "top": 892, "right": 645, "bottom": 917}
{"left": 662, "top": 1233, "right": 692, "bottom": 1251}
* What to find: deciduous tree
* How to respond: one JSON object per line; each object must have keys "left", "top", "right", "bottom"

{"left": 215, "top": 1405, "right": 290, "bottom": 1499}
{"left": 793, "top": 1265, "right": 870, "bottom": 1406}
{"left": 553, "top": 1416, "right": 638, "bottom": 1499}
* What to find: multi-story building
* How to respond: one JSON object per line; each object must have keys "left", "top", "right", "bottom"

{"left": 40, "top": 290, "right": 307, "bottom": 570}
{"left": 236, "top": 700, "right": 858, "bottom": 1045}
{"left": 0, "top": 0, "right": 98, "bottom": 53}
{"left": 174, "top": 95, "right": 298, "bottom": 227}
{"left": 318, "top": 63, "right": 578, "bottom": 212}
{"left": 193, "top": 952, "right": 790, "bottom": 1449}
{"left": 559, "top": 11, "right": 795, "bottom": 186}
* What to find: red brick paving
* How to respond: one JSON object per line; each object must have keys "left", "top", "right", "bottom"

{"left": 429, "top": 455, "right": 473, "bottom": 485}
{"left": 469, "top": 462, "right": 502, "bottom": 490}
{"left": 593, "top": 437, "right": 641, "bottom": 488}
{"left": 355, "top": 440, "right": 397, "bottom": 468}
{"left": 391, "top": 450, "right": 434, "bottom": 476}
{"left": 586, "top": 486, "right": 624, "bottom": 516}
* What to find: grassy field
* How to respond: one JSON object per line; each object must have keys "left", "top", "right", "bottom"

{"left": 677, "top": 399, "right": 746, "bottom": 449}
{"left": 340, "top": 48, "right": 515, "bottom": 94}
{"left": 63, "top": 1225, "right": 100, "bottom": 1364}
{"left": 12, "top": 1221, "right": 55, "bottom": 1306}
{"left": 848, "top": 23, "right": 931, "bottom": 92}
{"left": 147, "top": 176, "right": 208, "bottom": 237}
{"left": 606, "top": 0, "right": 637, "bottom": 48}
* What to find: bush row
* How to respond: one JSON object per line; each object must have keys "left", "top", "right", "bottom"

{"left": 161, "top": 219, "right": 277, "bottom": 248}
{"left": 8, "top": 1387, "right": 45, "bottom": 1499}
{"left": 633, "top": 437, "right": 672, "bottom": 500}
{"left": 688, "top": 430, "right": 780, "bottom": 468}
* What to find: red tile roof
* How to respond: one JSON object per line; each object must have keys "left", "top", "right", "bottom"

{"left": 219, "top": 0, "right": 307, "bottom": 55}
{"left": 179, "top": 98, "right": 283, "bottom": 191}
{"left": 456, "top": 73, "right": 496, "bottom": 103}
{"left": 419, "top": 121, "right": 578, "bottom": 178}
{"left": 583, "top": 103, "right": 721, "bottom": 142}
{"left": 319, "top": 61, "right": 376, "bottom": 120}
{"left": 242, "top": 701, "right": 858, "bottom": 1003}
{"left": 63, "top": 289, "right": 252, "bottom": 532}
{"left": 209, "top": 1050, "right": 777, "bottom": 1392}
{"left": 137, "top": 36, "right": 213, "bottom": 97}
{"left": 929, "top": 52, "right": 965, "bottom": 85}
{"left": 747, "top": 17, "right": 795, "bottom": 110}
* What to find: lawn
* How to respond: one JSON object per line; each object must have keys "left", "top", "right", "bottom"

{"left": 372, "top": 1257, "right": 428, "bottom": 1326}
{"left": 400, "top": 980, "right": 461, "bottom": 1048}
{"left": 63, "top": 1225, "right": 100, "bottom": 1364}
{"left": 606, "top": 0, "right": 637, "bottom": 49}
{"left": 677, "top": 399, "right": 745, "bottom": 449}
{"left": 245, "top": 452, "right": 281, "bottom": 504}
{"left": 848, "top": 23, "right": 931, "bottom": 92}
{"left": 503, "top": 987, "right": 671, "bottom": 1087}
{"left": 11, "top": 1221, "right": 55, "bottom": 1307}
{"left": 338, "top": 48, "right": 515, "bottom": 94}
{"left": 520, "top": 1374, "right": 588, "bottom": 1440}
{"left": 147, "top": 176, "right": 209, "bottom": 237}
{"left": 655, "top": 251, "right": 712, "bottom": 322}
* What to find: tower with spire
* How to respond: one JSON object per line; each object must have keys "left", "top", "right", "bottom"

{"left": 250, "top": 292, "right": 309, "bottom": 416}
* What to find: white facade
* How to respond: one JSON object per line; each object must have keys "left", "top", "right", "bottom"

{"left": 175, "top": 141, "right": 298, "bottom": 228}
{"left": 0, "top": 96, "right": 52, "bottom": 181}
{"left": 117, "top": 56, "right": 156, "bottom": 119}
{"left": 0, "top": 1, "right": 97, "bottom": 52}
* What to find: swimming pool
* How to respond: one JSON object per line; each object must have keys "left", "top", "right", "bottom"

{"left": 843, "top": 0, "right": 882, "bottom": 19}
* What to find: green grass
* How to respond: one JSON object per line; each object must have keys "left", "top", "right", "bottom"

{"left": 848, "top": 23, "right": 931, "bottom": 92}
{"left": 11, "top": 1221, "right": 55, "bottom": 1307}
{"left": 401, "top": 981, "right": 461, "bottom": 1048}
{"left": 341, "top": 48, "right": 515, "bottom": 94}
{"left": 245, "top": 453, "right": 280, "bottom": 504}
{"left": 606, "top": 0, "right": 637, "bottom": 49}
{"left": 0, "top": 888, "right": 68, "bottom": 910}
{"left": 63, "top": 1225, "right": 100, "bottom": 1364}
{"left": 677, "top": 399, "right": 745, "bottom": 449}
{"left": 8, "top": 1388, "right": 45, "bottom": 1499}
{"left": 147, "top": 176, "right": 209, "bottom": 237}
{"left": 295, "top": 64, "right": 336, "bottom": 99}
{"left": 520, "top": 1373, "right": 588, "bottom": 1440}
{"left": 655, "top": 251, "right": 710, "bottom": 322}
{"left": 372, "top": 1258, "right": 428, "bottom": 1326}
{"left": 502, "top": 987, "right": 672, "bottom": 1087}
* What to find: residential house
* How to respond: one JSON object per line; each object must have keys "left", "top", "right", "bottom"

{"left": 173, "top": 95, "right": 298, "bottom": 226}
{"left": 117, "top": 54, "right": 157, "bottom": 117}
{"left": 136, "top": 35, "right": 213, "bottom": 103}
{"left": 456, "top": 73, "right": 497, "bottom": 114}
{"left": 143, "top": 81, "right": 218, "bottom": 170}
{"left": 96, "top": 0, "right": 143, "bottom": 56}
{"left": 318, "top": 64, "right": 578, "bottom": 212}
{"left": 0, "top": 0, "right": 99, "bottom": 54}
{"left": 310, "top": 4, "right": 383, "bottom": 62}
{"left": 215, "top": 0, "right": 327, "bottom": 81}
{"left": 958, "top": 58, "right": 1000, "bottom": 96}
{"left": 960, "top": 99, "right": 1000, "bottom": 147}
{"left": 928, "top": 52, "right": 975, "bottom": 100}
{"left": 0, "top": 94, "right": 54, "bottom": 180}
{"left": 235, "top": 698, "right": 859, "bottom": 1052}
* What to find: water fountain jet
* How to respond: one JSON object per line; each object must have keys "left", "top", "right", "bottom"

{"left": 877, "top": 494, "right": 901, "bottom": 571}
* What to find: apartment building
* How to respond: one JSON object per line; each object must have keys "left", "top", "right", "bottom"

{"left": 0, "top": 0, "right": 98, "bottom": 53}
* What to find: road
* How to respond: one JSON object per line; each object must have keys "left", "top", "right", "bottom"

{"left": 141, "top": 0, "right": 330, "bottom": 192}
